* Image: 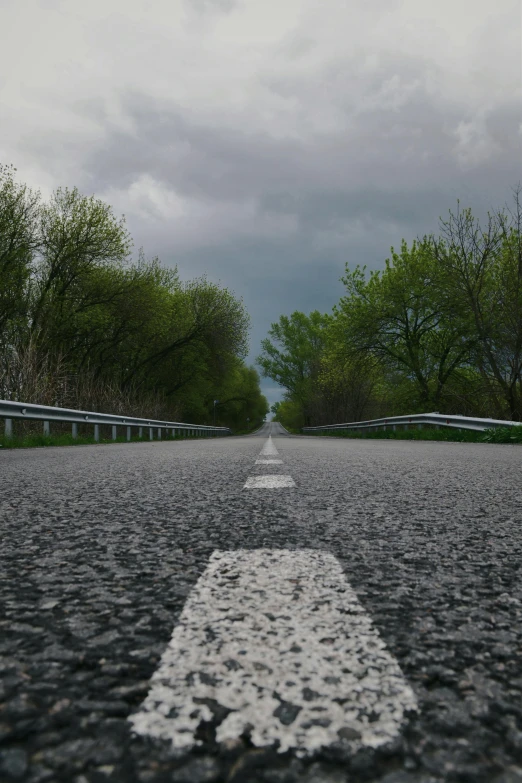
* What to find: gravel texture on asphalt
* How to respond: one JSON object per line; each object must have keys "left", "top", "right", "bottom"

{"left": 1, "top": 422, "right": 521, "bottom": 783}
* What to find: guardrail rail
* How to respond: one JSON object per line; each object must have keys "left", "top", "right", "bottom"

{"left": 302, "top": 412, "right": 522, "bottom": 435}
{"left": 1, "top": 399, "right": 232, "bottom": 442}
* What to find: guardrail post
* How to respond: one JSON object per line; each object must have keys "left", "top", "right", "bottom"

{"left": 72, "top": 423, "right": 78, "bottom": 439}
{"left": 418, "top": 423, "right": 423, "bottom": 430}
{"left": 43, "top": 420, "right": 50, "bottom": 436}
{"left": 157, "top": 427, "right": 161, "bottom": 439}
{"left": 94, "top": 424, "right": 100, "bottom": 442}
{"left": 127, "top": 426, "right": 131, "bottom": 441}
{"left": 112, "top": 425, "right": 117, "bottom": 440}
{"left": 139, "top": 426, "right": 143, "bottom": 438}
{"left": 392, "top": 425, "right": 396, "bottom": 432}
{"left": 5, "top": 418, "right": 13, "bottom": 438}
{"left": 171, "top": 428, "right": 175, "bottom": 437}
{"left": 149, "top": 427, "right": 153, "bottom": 440}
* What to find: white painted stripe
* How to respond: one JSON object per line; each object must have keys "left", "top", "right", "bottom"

{"left": 260, "top": 436, "right": 279, "bottom": 456}
{"left": 244, "top": 475, "right": 296, "bottom": 488}
{"left": 130, "top": 549, "right": 417, "bottom": 756}
{"left": 255, "top": 459, "right": 283, "bottom": 464}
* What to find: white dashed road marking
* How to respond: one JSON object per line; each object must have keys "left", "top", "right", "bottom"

{"left": 260, "top": 436, "right": 279, "bottom": 456}
{"left": 244, "top": 436, "right": 292, "bottom": 487}
{"left": 130, "top": 549, "right": 417, "bottom": 756}
{"left": 244, "top": 475, "right": 296, "bottom": 488}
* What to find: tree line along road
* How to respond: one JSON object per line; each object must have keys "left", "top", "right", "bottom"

{"left": 1, "top": 423, "right": 521, "bottom": 783}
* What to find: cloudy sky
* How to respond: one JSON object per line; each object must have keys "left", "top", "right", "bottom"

{"left": 1, "top": 0, "right": 521, "bottom": 406}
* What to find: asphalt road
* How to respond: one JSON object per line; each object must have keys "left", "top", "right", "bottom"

{"left": 1, "top": 423, "right": 521, "bottom": 783}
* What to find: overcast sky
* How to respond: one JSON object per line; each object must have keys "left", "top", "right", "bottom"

{"left": 1, "top": 0, "right": 521, "bottom": 407}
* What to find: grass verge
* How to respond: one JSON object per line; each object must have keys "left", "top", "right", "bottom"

{"left": 304, "top": 426, "right": 522, "bottom": 444}
{"left": 0, "top": 432, "right": 222, "bottom": 450}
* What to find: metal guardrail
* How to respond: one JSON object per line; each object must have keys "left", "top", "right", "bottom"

{"left": 302, "top": 412, "right": 522, "bottom": 434}
{"left": 0, "top": 399, "right": 231, "bottom": 442}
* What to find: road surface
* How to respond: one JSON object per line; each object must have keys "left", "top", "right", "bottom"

{"left": 1, "top": 423, "right": 521, "bottom": 782}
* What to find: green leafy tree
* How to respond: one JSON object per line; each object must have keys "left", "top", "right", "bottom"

{"left": 0, "top": 164, "right": 40, "bottom": 340}
{"left": 430, "top": 187, "right": 522, "bottom": 419}
{"left": 316, "top": 340, "right": 384, "bottom": 422}
{"left": 270, "top": 398, "right": 303, "bottom": 430}
{"left": 260, "top": 188, "right": 522, "bottom": 426}
{"left": 30, "top": 185, "right": 133, "bottom": 348}
{"left": 257, "top": 311, "right": 328, "bottom": 425}
{"left": 210, "top": 363, "right": 268, "bottom": 430}
{"left": 335, "top": 236, "right": 473, "bottom": 411}
{"left": 0, "top": 167, "right": 261, "bottom": 424}
{"left": 270, "top": 401, "right": 281, "bottom": 418}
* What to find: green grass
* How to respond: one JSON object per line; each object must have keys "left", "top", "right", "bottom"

{"left": 0, "top": 431, "right": 221, "bottom": 450}
{"left": 3, "top": 424, "right": 521, "bottom": 449}
{"left": 304, "top": 425, "right": 522, "bottom": 444}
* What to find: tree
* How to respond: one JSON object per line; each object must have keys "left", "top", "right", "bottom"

{"left": 335, "top": 236, "right": 473, "bottom": 411}
{"left": 209, "top": 364, "right": 268, "bottom": 430}
{"left": 430, "top": 187, "right": 522, "bottom": 419}
{"left": 270, "top": 401, "right": 281, "bottom": 418}
{"left": 270, "top": 398, "right": 304, "bottom": 430}
{"left": 0, "top": 167, "right": 260, "bottom": 424}
{"left": 0, "top": 164, "right": 40, "bottom": 340}
{"left": 259, "top": 187, "right": 522, "bottom": 425}
{"left": 316, "top": 341, "right": 383, "bottom": 423}
{"left": 257, "top": 311, "right": 328, "bottom": 425}
{"left": 30, "top": 185, "right": 133, "bottom": 343}
{"left": 118, "top": 273, "right": 250, "bottom": 395}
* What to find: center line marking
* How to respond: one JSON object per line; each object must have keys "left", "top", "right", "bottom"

{"left": 260, "top": 436, "right": 279, "bottom": 456}
{"left": 130, "top": 549, "right": 417, "bottom": 756}
{"left": 244, "top": 475, "right": 296, "bottom": 488}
